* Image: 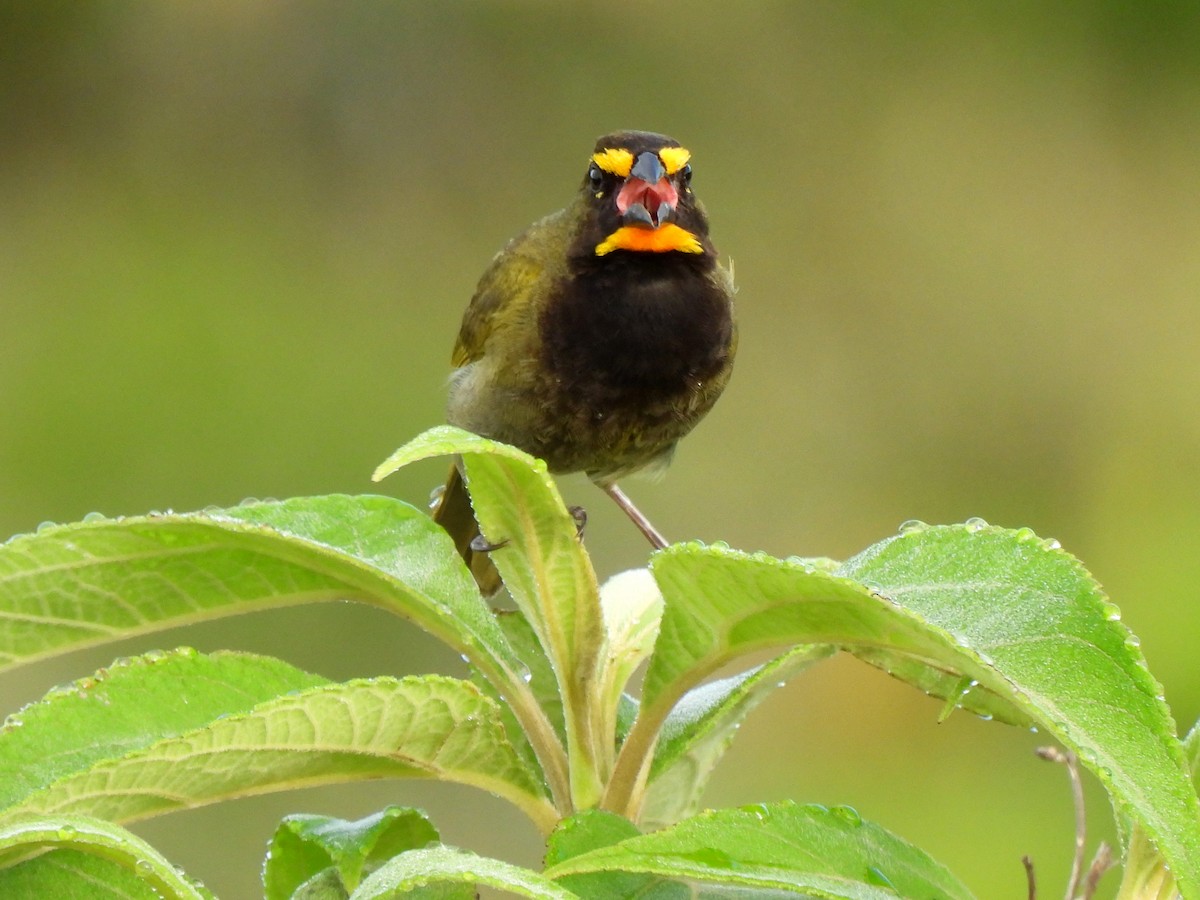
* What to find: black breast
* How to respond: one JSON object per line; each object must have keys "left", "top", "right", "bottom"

{"left": 541, "top": 253, "right": 732, "bottom": 411}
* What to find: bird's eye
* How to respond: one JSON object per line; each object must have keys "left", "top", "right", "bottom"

{"left": 587, "top": 164, "right": 604, "bottom": 192}
{"left": 679, "top": 163, "right": 693, "bottom": 187}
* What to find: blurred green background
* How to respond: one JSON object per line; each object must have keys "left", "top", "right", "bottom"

{"left": 3, "top": 2, "right": 1199, "bottom": 897}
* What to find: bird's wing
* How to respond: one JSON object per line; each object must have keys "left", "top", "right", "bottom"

{"left": 451, "top": 210, "right": 569, "bottom": 367}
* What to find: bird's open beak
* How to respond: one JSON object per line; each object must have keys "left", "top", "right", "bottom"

{"left": 615, "top": 151, "right": 679, "bottom": 229}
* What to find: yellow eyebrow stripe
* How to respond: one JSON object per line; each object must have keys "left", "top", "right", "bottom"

{"left": 591, "top": 148, "right": 634, "bottom": 177}
{"left": 657, "top": 146, "right": 691, "bottom": 175}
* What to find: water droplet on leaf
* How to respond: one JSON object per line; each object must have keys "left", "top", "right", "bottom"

{"left": 865, "top": 866, "right": 894, "bottom": 887}
{"left": 830, "top": 805, "right": 863, "bottom": 827}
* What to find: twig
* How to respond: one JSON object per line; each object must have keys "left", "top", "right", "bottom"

{"left": 1022, "top": 854, "right": 1037, "bottom": 900}
{"left": 1080, "top": 842, "right": 1114, "bottom": 900}
{"left": 1035, "top": 746, "right": 1086, "bottom": 900}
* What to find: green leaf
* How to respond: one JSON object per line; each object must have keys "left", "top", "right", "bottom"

{"left": 0, "top": 649, "right": 326, "bottom": 812}
{"left": 0, "top": 494, "right": 531, "bottom": 693}
{"left": 847, "top": 646, "right": 1030, "bottom": 726}
{"left": 0, "top": 669, "right": 555, "bottom": 833}
{"left": 839, "top": 524, "right": 1200, "bottom": 896}
{"left": 613, "top": 527, "right": 1200, "bottom": 896}
{"left": 642, "top": 645, "right": 834, "bottom": 829}
{"left": 291, "top": 867, "right": 351, "bottom": 899}
{"left": 545, "top": 809, "right": 641, "bottom": 868}
{"left": 0, "top": 848, "right": 177, "bottom": 900}
{"left": 0, "top": 815, "right": 212, "bottom": 899}
{"left": 546, "top": 810, "right": 690, "bottom": 899}
{"left": 1117, "top": 720, "right": 1200, "bottom": 900}
{"left": 264, "top": 807, "right": 440, "bottom": 899}
{"left": 375, "top": 427, "right": 607, "bottom": 809}
{"left": 545, "top": 800, "right": 975, "bottom": 899}
{"left": 470, "top": 609, "right": 564, "bottom": 779}
{"left": 348, "top": 845, "right": 578, "bottom": 899}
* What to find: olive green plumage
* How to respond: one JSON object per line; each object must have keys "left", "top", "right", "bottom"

{"left": 434, "top": 131, "right": 736, "bottom": 592}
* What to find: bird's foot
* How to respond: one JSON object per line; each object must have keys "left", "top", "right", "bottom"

{"left": 568, "top": 505, "right": 588, "bottom": 541}
{"left": 469, "top": 534, "right": 510, "bottom": 553}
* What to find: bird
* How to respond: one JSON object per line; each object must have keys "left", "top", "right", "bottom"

{"left": 433, "top": 130, "right": 736, "bottom": 593}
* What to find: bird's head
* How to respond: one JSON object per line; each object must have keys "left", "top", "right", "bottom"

{"left": 575, "top": 131, "right": 712, "bottom": 259}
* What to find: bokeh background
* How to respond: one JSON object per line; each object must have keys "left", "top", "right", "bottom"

{"left": 3, "top": 3, "right": 1199, "bottom": 897}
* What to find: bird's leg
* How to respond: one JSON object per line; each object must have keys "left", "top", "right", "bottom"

{"left": 601, "top": 483, "right": 669, "bottom": 549}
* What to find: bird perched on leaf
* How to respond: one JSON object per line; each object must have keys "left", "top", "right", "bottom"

{"left": 434, "top": 130, "right": 737, "bottom": 593}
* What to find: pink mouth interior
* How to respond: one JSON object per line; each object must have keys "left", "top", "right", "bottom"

{"left": 616, "top": 178, "right": 679, "bottom": 228}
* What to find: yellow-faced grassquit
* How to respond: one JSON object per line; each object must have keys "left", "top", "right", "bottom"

{"left": 434, "top": 131, "right": 736, "bottom": 592}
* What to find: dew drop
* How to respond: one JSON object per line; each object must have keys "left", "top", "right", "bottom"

{"left": 135, "top": 859, "right": 155, "bottom": 876}
{"left": 830, "top": 805, "right": 863, "bottom": 827}
{"left": 57, "top": 825, "right": 78, "bottom": 841}
{"left": 963, "top": 516, "right": 989, "bottom": 532}
{"left": 82, "top": 511, "right": 106, "bottom": 523}
{"left": 1042, "top": 537, "right": 1062, "bottom": 550}
{"left": 740, "top": 803, "right": 771, "bottom": 822}
{"left": 865, "top": 866, "right": 894, "bottom": 888}
{"left": 36, "top": 521, "right": 58, "bottom": 533}
{"left": 898, "top": 519, "right": 928, "bottom": 535}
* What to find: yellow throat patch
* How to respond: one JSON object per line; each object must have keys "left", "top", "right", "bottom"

{"left": 595, "top": 223, "right": 703, "bottom": 256}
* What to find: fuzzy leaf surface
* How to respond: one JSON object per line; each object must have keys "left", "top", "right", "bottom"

{"left": 545, "top": 800, "right": 974, "bottom": 899}
{"left": 375, "top": 427, "right": 606, "bottom": 807}
{"left": 0, "top": 671, "right": 553, "bottom": 831}
{"left": 264, "top": 807, "right": 440, "bottom": 899}
{"left": 350, "top": 845, "right": 578, "bottom": 899}
{"left": 642, "top": 645, "right": 833, "bottom": 829}
{"left": 0, "top": 815, "right": 212, "bottom": 899}
{"left": 0, "top": 495, "right": 525, "bottom": 698}
{"left": 636, "top": 528, "right": 1200, "bottom": 896}
{"left": 0, "top": 649, "right": 325, "bottom": 812}
{"left": 839, "top": 524, "right": 1200, "bottom": 896}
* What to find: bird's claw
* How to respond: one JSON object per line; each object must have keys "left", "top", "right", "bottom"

{"left": 469, "top": 534, "right": 510, "bottom": 554}
{"left": 568, "top": 506, "right": 588, "bottom": 541}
